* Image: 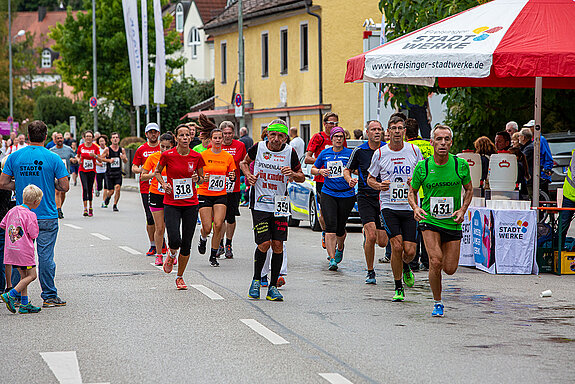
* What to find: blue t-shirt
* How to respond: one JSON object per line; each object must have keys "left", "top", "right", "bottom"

{"left": 314, "top": 147, "right": 355, "bottom": 198}
{"left": 345, "top": 141, "right": 386, "bottom": 198}
{"left": 3, "top": 146, "right": 69, "bottom": 220}
{"left": 540, "top": 136, "right": 554, "bottom": 181}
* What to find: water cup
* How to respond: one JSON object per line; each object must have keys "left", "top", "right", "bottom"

{"left": 540, "top": 290, "right": 552, "bottom": 298}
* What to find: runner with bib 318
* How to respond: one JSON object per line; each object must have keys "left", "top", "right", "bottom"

{"left": 408, "top": 125, "right": 473, "bottom": 318}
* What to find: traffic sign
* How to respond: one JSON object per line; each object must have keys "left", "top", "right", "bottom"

{"left": 7, "top": 116, "right": 13, "bottom": 124}
{"left": 90, "top": 97, "right": 98, "bottom": 108}
{"left": 234, "top": 93, "right": 242, "bottom": 107}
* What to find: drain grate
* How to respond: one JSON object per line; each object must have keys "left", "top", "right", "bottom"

{"left": 83, "top": 272, "right": 146, "bottom": 278}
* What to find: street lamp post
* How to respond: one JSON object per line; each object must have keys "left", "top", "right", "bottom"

{"left": 92, "top": 0, "right": 98, "bottom": 133}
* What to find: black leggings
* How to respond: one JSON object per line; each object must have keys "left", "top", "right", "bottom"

{"left": 321, "top": 192, "right": 356, "bottom": 237}
{"left": 96, "top": 172, "right": 106, "bottom": 191}
{"left": 164, "top": 204, "right": 198, "bottom": 256}
{"left": 80, "top": 171, "right": 96, "bottom": 201}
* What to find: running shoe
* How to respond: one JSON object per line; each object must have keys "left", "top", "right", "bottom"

{"left": 225, "top": 244, "right": 233, "bottom": 259}
{"left": 378, "top": 256, "right": 391, "bottom": 263}
{"left": 365, "top": 270, "right": 376, "bottom": 285}
{"left": 154, "top": 255, "right": 163, "bottom": 266}
{"left": 334, "top": 248, "right": 344, "bottom": 264}
{"left": 198, "top": 238, "right": 207, "bottom": 254}
{"left": 57, "top": 209, "right": 64, "bottom": 219}
{"left": 403, "top": 268, "right": 415, "bottom": 288}
{"left": 216, "top": 244, "right": 224, "bottom": 258}
{"left": 88, "top": 208, "right": 93, "bottom": 217}
{"left": 277, "top": 275, "right": 285, "bottom": 288}
{"left": 260, "top": 275, "right": 269, "bottom": 287}
{"left": 83, "top": 209, "right": 88, "bottom": 217}
{"left": 163, "top": 255, "right": 175, "bottom": 274}
{"left": 321, "top": 232, "right": 326, "bottom": 249}
{"left": 161, "top": 242, "right": 168, "bottom": 255}
{"left": 328, "top": 258, "right": 338, "bottom": 271}
{"left": 101, "top": 203, "right": 108, "bottom": 208}
{"left": 248, "top": 279, "right": 261, "bottom": 299}
{"left": 146, "top": 246, "right": 157, "bottom": 256}
{"left": 18, "top": 303, "right": 41, "bottom": 314}
{"left": 420, "top": 263, "right": 429, "bottom": 271}
{"left": 266, "top": 286, "right": 284, "bottom": 301}
{"left": 175, "top": 277, "right": 188, "bottom": 290}
{"left": 1, "top": 292, "right": 16, "bottom": 313}
{"left": 173, "top": 257, "right": 177, "bottom": 266}
{"left": 432, "top": 303, "right": 444, "bottom": 317}
{"left": 209, "top": 255, "right": 220, "bottom": 267}
{"left": 392, "top": 288, "right": 405, "bottom": 302}
{"left": 42, "top": 297, "right": 66, "bottom": 307}
{"left": 113, "top": 205, "right": 119, "bottom": 212}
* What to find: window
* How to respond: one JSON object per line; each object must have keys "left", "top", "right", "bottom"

{"left": 220, "top": 42, "right": 227, "bottom": 84}
{"left": 41, "top": 49, "right": 51, "bottom": 68}
{"left": 280, "top": 28, "right": 288, "bottom": 75}
{"left": 300, "top": 23, "right": 308, "bottom": 71}
{"left": 261, "top": 33, "right": 269, "bottom": 77}
{"left": 300, "top": 122, "right": 311, "bottom": 145}
{"left": 188, "top": 27, "right": 201, "bottom": 58}
{"left": 175, "top": 3, "right": 184, "bottom": 32}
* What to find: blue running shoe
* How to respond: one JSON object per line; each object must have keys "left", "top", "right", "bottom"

{"left": 432, "top": 303, "right": 444, "bottom": 317}
{"left": 334, "top": 248, "right": 344, "bottom": 264}
{"left": 266, "top": 286, "right": 284, "bottom": 301}
{"left": 248, "top": 280, "right": 261, "bottom": 299}
{"left": 328, "top": 258, "right": 338, "bottom": 271}
{"left": 260, "top": 275, "right": 269, "bottom": 287}
{"left": 1, "top": 292, "right": 16, "bottom": 314}
{"left": 365, "top": 270, "right": 376, "bottom": 284}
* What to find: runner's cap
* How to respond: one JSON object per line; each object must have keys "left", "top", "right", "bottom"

{"left": 330, "top": 126, "right": 345, "bottom": 139}
{"left": 145, "top": 123, "right": 160, "bottom": 133}
{"left": 523, "top": 120, "right": 535, "bottom": 128}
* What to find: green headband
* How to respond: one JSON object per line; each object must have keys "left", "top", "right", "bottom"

{"left": 268, "top": 123, "right": 288, "bottom": 136}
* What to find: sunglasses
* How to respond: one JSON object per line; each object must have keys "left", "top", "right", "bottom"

{"left": 325, "top": 121, "right": 339, "bottom": 125}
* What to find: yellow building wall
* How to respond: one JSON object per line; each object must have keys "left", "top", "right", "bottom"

{"left": 212, "top": 0, "right": 381, "bottom": 139}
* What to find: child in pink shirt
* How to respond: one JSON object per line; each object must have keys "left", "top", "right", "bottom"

{"left": 1, "top": 184, "right": 43, "bottom": 314}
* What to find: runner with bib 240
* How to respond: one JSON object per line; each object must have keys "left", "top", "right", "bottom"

{"left": 408, "top": 125, "right": 473, "bottom": 318}
{"left": 367, "top": 116, "right": 423, "bottom": 302}
{"left": 311, "top": 127, "right": 355, "bottom": 271}
{"left": 240, "top": 119, "right": 305, "bottom": 301}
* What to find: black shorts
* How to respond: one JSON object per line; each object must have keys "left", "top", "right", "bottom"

{"left": 251, "top": 209, "right": 288, "bottom": 245}
{"left": 141, "top": 193, "right": 154, "bottom": 225}
{"left": 381, "top": 208, "right": 417, "bottom": 243}
{"left": 225, "top": 192, "right": 241, "bottom": 224}
{"left": 419, "top": 222, "right": 463, "bottom": 243}
{"left": 149, "top": 192, "right": 164, "bottom": 209}
{"left": 321, "top": 192, "right": 355, "bottom": 237}
{"left": 12, "top": 265, "right": 35, "bottom": 270}
{"left": 356, "top": 194, "right": 383, "bottom": 230}
{"left": 316, "top": 181, "right": 324, "bottom": 205}
{"left": 198, "top": 194, "right": 227, "bottom": 209}
{"left": 106, "top": 173, "right": 123, "bottom": 188}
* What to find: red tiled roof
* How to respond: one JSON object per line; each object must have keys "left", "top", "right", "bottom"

{"left": 11, "top": 10, "right": 80, "bottom": 50}
{"left": 194, "top": 0, "right": 227, "bottom": 24}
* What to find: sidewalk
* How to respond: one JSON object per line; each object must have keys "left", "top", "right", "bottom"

{"left": 120, "top": 177, "right": 140, "bottom": 192}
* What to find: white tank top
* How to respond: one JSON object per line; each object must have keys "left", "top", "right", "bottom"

{"left": 252, "top": 141, "right": 293, "bottom": 213}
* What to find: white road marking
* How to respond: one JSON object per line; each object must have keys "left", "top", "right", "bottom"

{"left": 118, "top": 246, "right": 141, "bottom": 255}
{"left": 90, "top": 233, "right": 110, "bottom": 241}
{"left": 64, "top": 224, "right": 83, "bottom": 230}
{"left": 240, "top": 319, "right": 289, "bottom": 345}
{"left": 191, "top": 284, "right": 224, "bottom": 300}
{"left": 40, "top": 351, "right": 82, "bottom": 384}
{"left": 318, "top": 373, "right": 354, "bottom": 384}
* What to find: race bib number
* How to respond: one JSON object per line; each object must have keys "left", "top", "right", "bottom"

{"left": 430, "top": 197, "right": 454, "bottom": 219}
{"left": 157, "top": 176, "right": 168, "bottom": 193}
{"left": 173, "top": 178, "right": 194, "bottom": 200}
{"left": 274, "top": 196, "right": 290, "bottom": 217}
{"left": 327, "top": 161, "right": 343, "bottom": 178}
{"left": 226, "top": 177, "right": 235, "bottom": 192}
{"left": 208, "top": 174, "right": 226, "bottom": 192}
{"left": 111, "top": 157, "right": 121, "bottom": 168}
{"left": 389, "top": 182, "right": 408, "bottom": 203}
{"left": 83, "top": 159, "right": 94, "bottom": 170}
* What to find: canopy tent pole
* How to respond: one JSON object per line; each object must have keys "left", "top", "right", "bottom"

{"left": 533, "top": 77, "right": 542, "bottom": 208}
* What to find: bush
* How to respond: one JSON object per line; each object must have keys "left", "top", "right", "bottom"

{"left": 121, "top": 136, "right": 145, "bottom": 150}
{"left": 34, "top": 95, "right": 82, "bottom": 126}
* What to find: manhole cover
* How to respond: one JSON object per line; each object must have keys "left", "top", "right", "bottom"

{"left": 83, "top": 272, "right": 146, "bottom": 277}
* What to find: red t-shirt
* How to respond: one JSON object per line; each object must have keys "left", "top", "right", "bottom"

{"left": 133, "top": 142, "right": 160, "bottom": 194}
{"left": 306, "top": 132, "right": 347, "bottom": 182}
{"left": 159, "top": 148, "right": 205, "bottom": 206}
{"left": 222, "top": 139, "right": 247, "bottom": 192}
{"left": 78, "top": 143, "right": 98, "bottom": 172}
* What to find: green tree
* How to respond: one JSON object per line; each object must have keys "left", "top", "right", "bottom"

{"left": 34, "top": 94, "right": 83, "bottom": 125}
{"left": 50, "top": 0, "right": 184, "bottom": 135}
{"left": 378, "top": 0, "right": 575, "bottom": 150}
{"left": 162, "top": 77, "right": 214, "bottom": 131}
{"left": 17, "top": 0, "right": 84, "bottom": 11}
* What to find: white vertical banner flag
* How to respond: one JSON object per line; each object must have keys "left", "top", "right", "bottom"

{"left": 122, "top": 0, "right": 143, "bottom": 106}
{"left": 153, "top": 0, "right": 166, "bottom": 104}
{"left": 141, "top": 0, "right": 149, "bottom": 107}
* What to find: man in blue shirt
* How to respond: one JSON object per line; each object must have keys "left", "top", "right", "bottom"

{"left": 0, "top": 120, "right": 69, "bottom": 307}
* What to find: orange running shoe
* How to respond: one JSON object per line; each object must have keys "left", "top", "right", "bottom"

{"left": 175, "top": 277, "right": 188, "bottom": 290}
{"left": 277, "top": 276, "right": 286, "bottom": 287}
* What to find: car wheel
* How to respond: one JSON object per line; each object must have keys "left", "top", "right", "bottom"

{"left": 309, "top": 194, "right": 322, "bottom": 232}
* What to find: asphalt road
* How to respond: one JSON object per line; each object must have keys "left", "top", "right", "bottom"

{"left": 1, "top": 179, "right": 574, "bottom": 384}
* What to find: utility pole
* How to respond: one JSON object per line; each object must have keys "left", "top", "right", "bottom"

{"left": 238, "top": 0, "right": 245, "bottom": 129}
{"left": 8, "top": 0, "right": 13, "bottom": 133}
{"left": 92, "top": 0, "right": 98, "bottom": 132}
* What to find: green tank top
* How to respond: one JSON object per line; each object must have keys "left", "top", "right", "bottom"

{"left": 193, "top": 143, "right": 208, "bottom": 153}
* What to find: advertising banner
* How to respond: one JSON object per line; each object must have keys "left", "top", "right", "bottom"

{"left": 153, "top": 0, "right": 166, "bottom": 104}
{"left": 472, "top": 207, "right": 495, "bottom": 274}
{"left": 122, "top": 0, "right": 142, "bottom": 106}
{"left": 141, "top": 0, "right": 149, "bottom": 107}
{"left": 493, "top": 209, "right": 537, "bottom": 274}
{"left": 459, "top": 209, "right": 474, "bottom": 266}
{"left": 0, "top": 122, "right": 19, "bottom": 135}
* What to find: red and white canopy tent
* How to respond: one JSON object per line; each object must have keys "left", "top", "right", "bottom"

{"left": 345, "top": 0, "right": 575, "bottom": 206}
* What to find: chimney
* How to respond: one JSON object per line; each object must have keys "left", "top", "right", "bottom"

{"left": 38, "top": 6, "right": 47, "bottom": 22}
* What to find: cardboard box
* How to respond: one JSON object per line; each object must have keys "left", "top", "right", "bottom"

{"left": 554, "top": 251, "right": 575, "bottom": 274}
